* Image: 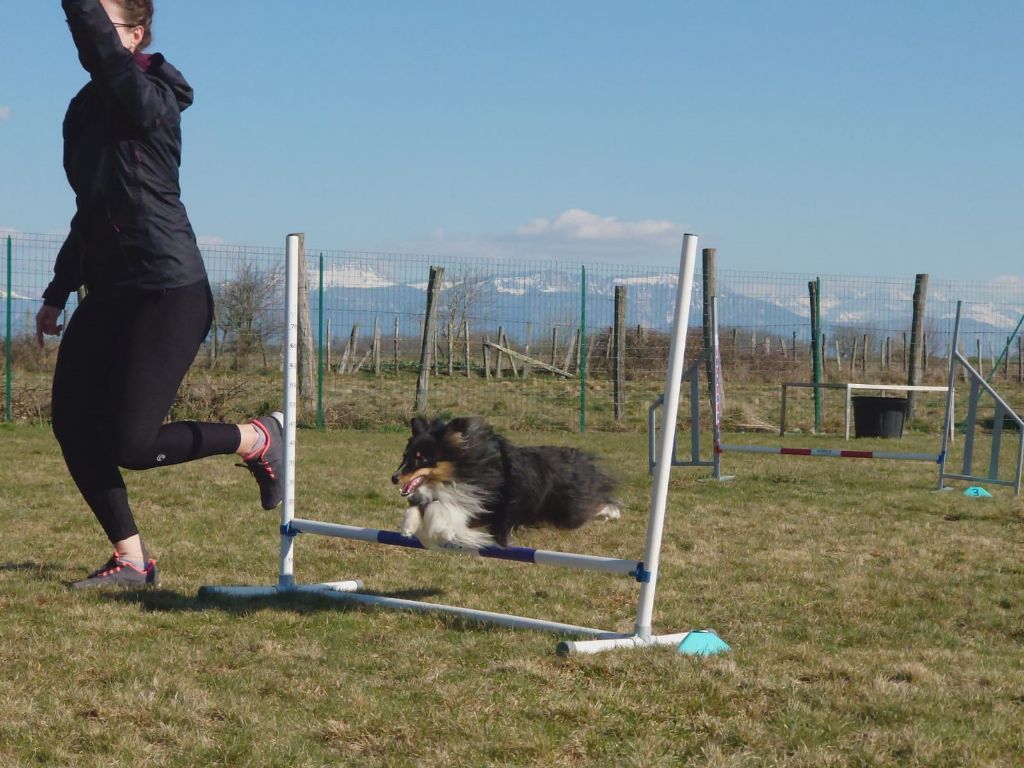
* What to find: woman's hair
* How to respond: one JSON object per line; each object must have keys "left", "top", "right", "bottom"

{"left": 113, "top": 0, "right": 155, "bottom": 51}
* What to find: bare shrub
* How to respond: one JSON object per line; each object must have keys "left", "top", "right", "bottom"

{"left": 588, "top": 327, "right": 701, "bottom": 380}
{"left": 214, "top": 262, "right": 283, "bottom": 370}
{"left": 169, "top": 374, "right": 249, "bottom": 423}
{"left": 2, "top": 335, "right": 58, "bottom": 373}
{"left": 6, "top": 385, "right": 52, "bottom": 423}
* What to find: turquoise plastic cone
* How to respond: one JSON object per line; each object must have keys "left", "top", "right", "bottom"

{"left": 678, "top": 630, "right": 730, "bottom": 656}
{"left": 963, "top": 486, "right": 993, "bottom": 498}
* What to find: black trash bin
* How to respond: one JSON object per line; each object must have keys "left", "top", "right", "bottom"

{"left": 852, "top": 396, "right": 909, "bottom": 438}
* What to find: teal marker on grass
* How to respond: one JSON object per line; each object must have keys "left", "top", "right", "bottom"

{"left": 678, "top": 630, "right": 731, "bottom": 656}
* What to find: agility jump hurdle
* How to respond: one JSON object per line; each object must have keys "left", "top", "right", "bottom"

{"left": 643, "top": 302, "right": 939, "bottom": 473}
{"left": 649, "top": 297, "right": 1023, "bottom": 494}
{"left": 707, "top": 297, "right": 953, "bottom": 478}
{"left": 201, "top": 233, "right": 718, "bottom": 655}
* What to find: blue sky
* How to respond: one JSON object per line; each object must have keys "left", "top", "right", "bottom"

{"left": 1, "top": 0, "right": 1022, "bottom": 280}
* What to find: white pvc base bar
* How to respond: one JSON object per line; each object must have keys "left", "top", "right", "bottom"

{"left": 199, "top": 581, "right": 698, "bottom": 655}
{"left": 198, "top": 581, "right": 363, "bottom": 599}
{"left": 557, "top": 632, "right": 691, "bottom": 656}
{"left": 201, "top": 581, "right": 636, "bottom": 644}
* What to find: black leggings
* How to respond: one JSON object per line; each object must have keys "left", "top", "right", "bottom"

{"left": 51, "top": 280, "right": 242, "bottom": 543}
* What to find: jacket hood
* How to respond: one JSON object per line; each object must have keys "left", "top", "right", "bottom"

{"left": 135, "top": 53, "right": 194, "bottom": 111}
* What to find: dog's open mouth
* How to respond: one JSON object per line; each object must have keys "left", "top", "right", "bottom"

{"left": 399, "top": 475, "right": 426, "bottom": 497}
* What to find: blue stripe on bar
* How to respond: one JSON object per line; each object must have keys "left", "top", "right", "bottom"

{"left": 377, "top": 531, "right": 425, "bottom": 549}
{"left": 375, "top": 529, "right": 537, "bottom": 563}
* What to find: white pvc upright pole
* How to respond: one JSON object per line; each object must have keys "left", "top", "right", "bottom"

{"left": 279, "top": 234, "right": 301, "bottom": 588}
{"left": 634, "top": 233, "right": 698, "bottom": 639}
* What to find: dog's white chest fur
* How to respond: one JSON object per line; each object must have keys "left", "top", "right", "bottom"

{"left": 401, "top": 482, "right": 496, "bottom": 550}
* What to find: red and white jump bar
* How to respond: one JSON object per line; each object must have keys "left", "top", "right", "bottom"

{"left": 716, "top": 443, "right": 940, "bottom": 462}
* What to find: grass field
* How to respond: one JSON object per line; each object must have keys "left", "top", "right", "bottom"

{"left": 1, "top": 422, "right": 1022, "bottom": 767}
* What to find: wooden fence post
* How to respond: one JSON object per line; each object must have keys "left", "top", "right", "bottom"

{"left": 523, "top": 322, "right": 532, "bottom": 379}
{"left": 339, "top": 323, "right": 359, "bottom": 374}
{"left": 565, "top": 329, "right": 580, "bottom": 374}
{"left": 447, "top": 318, "right": 454, "bottom": 376}
{"left": 503, "top": 329, "right": 520, "bottom": 378}
{"left": 373, "top": 317, "right": 381, "bottom": 376}
{"left": 432, "top": 327, "right": 440, "bottom": 376}
{"left": 494, "top": 325, "right": 504, "bottom": 379}
{"left": 906, "top": 273, "right": 928, "bottom": 419}
{"left": 393, "top": 317, "right": 400, "bottom": 374}
{"left": 701, "top": 248, "right": 716, "bottom": 396}
{"left": 414, "top": 266, "right": 444, "bottom": 412}
{"left": 294, "top": 233, "right": 316, "bottom": 416}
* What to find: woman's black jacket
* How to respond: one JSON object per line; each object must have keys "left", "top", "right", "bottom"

{"left": 43, "top": 0, "right": 206, "bottom": 309}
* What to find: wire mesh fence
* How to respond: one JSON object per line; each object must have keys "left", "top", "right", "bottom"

{"left": 3, "top": 232, "right": 1023, "bottom": 437}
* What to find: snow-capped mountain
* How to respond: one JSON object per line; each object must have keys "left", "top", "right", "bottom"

{"left": 4, "top": 256, "right": 1018, "bottom": 347}
{"left": 309, "top": 262, "right": 1021, "bottom": 346}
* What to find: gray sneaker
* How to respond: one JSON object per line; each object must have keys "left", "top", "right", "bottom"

{"left": 70, "top": 553, "right": 159, "bottom": 590}
{"left": 239, "top": 412, "right": 285, "bottom": 510}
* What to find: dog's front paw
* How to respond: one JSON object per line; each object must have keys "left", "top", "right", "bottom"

{"left": 400, "top": 506, "right": 422, "bottom": 538}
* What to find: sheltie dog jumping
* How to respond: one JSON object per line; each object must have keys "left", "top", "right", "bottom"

{"left": 391, "top": 416, "right": 621, "bottom": 550}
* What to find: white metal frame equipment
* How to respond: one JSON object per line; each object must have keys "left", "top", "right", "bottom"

{"left": 648, "top": 298, "right": 1023, "bottom": 494}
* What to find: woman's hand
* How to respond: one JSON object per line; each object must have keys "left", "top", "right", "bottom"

{"left": 35, "top": 305, "right": 64, "bottom": 348}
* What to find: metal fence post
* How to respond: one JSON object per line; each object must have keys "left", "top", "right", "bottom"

{"left": 579, "top": 265, "right": 587, "bottom": 433}
{"left": 5, "top": 236, "right": 11, "bottom": 423}
{"left": 317, "top": 252, "right": 325, "bottom": 430}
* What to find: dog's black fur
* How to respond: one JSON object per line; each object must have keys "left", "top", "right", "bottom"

{"left": 390, "top": 416, "right": 620, "bottom": 548}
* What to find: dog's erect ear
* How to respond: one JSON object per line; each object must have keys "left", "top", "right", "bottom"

{"left": 410, "top": 417, "right": 429, "bottom": 436}
{"left": 442, "top": 417, "right": 493, "bottom": 452}
{"left": 429, "top": 417, "right": 447, "bottom": 436}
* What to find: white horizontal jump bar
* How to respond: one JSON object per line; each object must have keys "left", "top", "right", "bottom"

{"left": 288, "top": 519, "right": 645, "bottom": 578}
